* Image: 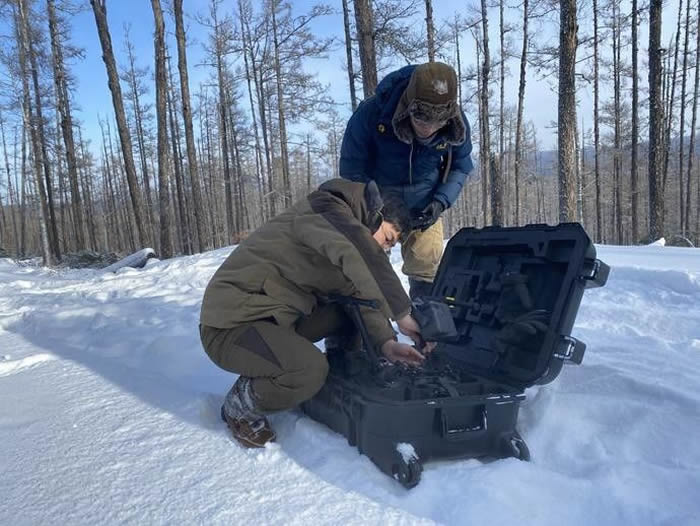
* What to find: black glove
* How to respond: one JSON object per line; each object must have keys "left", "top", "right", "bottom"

{"left": 414, "top": 200, "right": 445, "bottom": 231}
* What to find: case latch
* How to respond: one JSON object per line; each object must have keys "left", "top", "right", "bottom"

{"left": 554, "top": 336, "right": 586, "bottom": 364}
{"left": 582, "top": 259, "right": 610, "bottom": 289}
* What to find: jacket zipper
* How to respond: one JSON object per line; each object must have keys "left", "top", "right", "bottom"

{"left": 409, "top": 141, "right": 414, "bottom": 186}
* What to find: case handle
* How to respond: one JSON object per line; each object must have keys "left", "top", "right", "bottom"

{"left": 440, "top": 406, "right": 488, "bottom": 441}
{"left": 554, "top": 336, "right": 586, "bottom": 364}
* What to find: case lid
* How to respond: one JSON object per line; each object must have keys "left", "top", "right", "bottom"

{"left": 428, "top": 223, "right": 608, "bottom": 390}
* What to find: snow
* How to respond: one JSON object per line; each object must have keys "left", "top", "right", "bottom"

{"left": 1, "top": 241, "right": 699, "bottom": 525}
{"left": 396, "top": 443, "right": 419, "bottom": 464}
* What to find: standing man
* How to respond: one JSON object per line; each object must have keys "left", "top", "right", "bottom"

{"left": 340, "top": 62, "right": 474, "bottom": 299}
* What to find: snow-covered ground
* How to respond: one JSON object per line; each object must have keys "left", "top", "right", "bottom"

{"left": 1, "top": 242, "right": 699, "bottom": 525}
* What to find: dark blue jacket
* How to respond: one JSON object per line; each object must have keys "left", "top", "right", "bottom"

{"left": 339, "top": 65, "right": 474, "bottom": 211}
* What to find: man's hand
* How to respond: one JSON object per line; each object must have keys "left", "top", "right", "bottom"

{"left": 396, "top": 314, "right": 436, "bottom": 354}
{"left": 381, "top": 340, "right": 425, "bottom": 366}
{"left": 396, "top": 314, "right": 421, "bottom": 344}
{"left": 415, "top": 200, "right": 444, "bottom": 231}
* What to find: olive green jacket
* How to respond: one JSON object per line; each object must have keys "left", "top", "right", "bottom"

{"left": 200, "top": 179, "right": 412, "bottom": 348}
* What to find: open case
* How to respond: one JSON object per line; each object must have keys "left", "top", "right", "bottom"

{"left": 301, "top": 223, "right": 610, "bottom": 488}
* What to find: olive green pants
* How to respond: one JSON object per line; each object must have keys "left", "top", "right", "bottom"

{"left": 200, "top": 304, "right": 350, "bottom": 413}
{"left": 401, "top": 218, "right": 444, "bottom": 282}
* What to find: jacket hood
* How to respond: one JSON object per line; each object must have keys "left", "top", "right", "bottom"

{"left": 317, "top": 179, "right": 384, "bottom": 233}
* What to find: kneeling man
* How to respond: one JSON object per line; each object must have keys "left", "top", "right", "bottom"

{"left": 200, "top": 179, "right": 427, "bottom": 448}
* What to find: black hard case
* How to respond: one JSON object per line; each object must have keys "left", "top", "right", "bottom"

{"left": 302, "top": 224, "right": 609, "bottom": 488}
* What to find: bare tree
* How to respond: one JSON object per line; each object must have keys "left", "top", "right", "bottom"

{"left": 593, "top": 0, "right": 603, "bottom": 241}
{"left": 678, "top": 0, "right": 691, "bottom": 234}
{"left": 514, "top": 0, "right": 529, "bottom": 226}
{"left": 47, "top": 0, "right": 86, "bottom": 251}
{"left": 166, "top": 55, "right": 191, "bottom": 255}
{"left": 686, "top": 6, "right": 700, "bottom": 236}
{"left": 341, "top": 0, "right": 358, "bottom": 111}
{"left": 150, "top": 0, "right": 172, "bottom": 257}
{"left": 481, "top": 0, "right": 499, "bottom": 225}
{"left": 648, "top": 0, "right": 665, "bottom": 240}
{"left": 611, "top": 0, "right": 623, "bottom": 243}
{"left": 424, "top": 0, "right": 435, "bottom": 62}
{"left": 631, "top": 0, "right": 640, "bottom": 243}
{"left": 664, "top": 0, "right": 683, "bottom": 191}
{"left": 174, "top": 0, "right": 207, "bottom": 252}
{"left": 559, "top": 0, "right": 578, "bottom": 222}
{"left": 90, "top": 0, "right": 149, "bottom": 247}
{"left": 271, "top": 0, "right": 292, "bottom": 208}
{"left": 15, "top": 0, "right": 54, "bottom": 264}
{"left": 237, "top": 0, "right": 268, "bottom": 221}
{"left": 354, "top": 0, "right": 378, "bottom": 97}
{"left": 121, "top": 26, "right": 157, "bottom": 246}
{"left": 0, "top": 110, "right": 20, "bottom": 256}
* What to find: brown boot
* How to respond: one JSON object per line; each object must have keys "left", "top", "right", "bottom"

{"left": 221, "top": 377, "right": 276, "bottom": 448}
{"left": 220, "top": 405, "right": 276, "bottom": 448}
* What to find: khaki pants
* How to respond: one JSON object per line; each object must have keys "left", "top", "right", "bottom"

{"left": 401, "top": 218, "right": 444, "bottom": 282}
{"left": 200, "top": 304, "right": 350, "bottom": 412}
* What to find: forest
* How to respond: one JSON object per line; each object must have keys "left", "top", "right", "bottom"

{"left": 0, "top": 0, "right": 696, "bottom": 265}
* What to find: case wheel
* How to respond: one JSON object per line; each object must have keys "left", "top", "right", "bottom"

{"left": 502, "top": 430, "right": 531, "bottom": 461}
{"left": 393, "top": 456, "right": 423, "bottom": 489}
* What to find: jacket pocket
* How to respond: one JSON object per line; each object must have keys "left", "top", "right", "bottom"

{"left": 262, "top": 275, "right": 315, "bottom": 315}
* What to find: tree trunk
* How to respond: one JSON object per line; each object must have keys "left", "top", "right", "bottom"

{"left": 499, "top": 0, "right": 505, "bottom": 165}
{"left": 15, "top": 1, "right": 53, "bottom": 265}
{"left": 77, "top": 127, "right": 99, "bottom": 249}
{"left": 514, "top": 0, "right": 528, "bottom": 227}
{"left": 490, "top": 154, "right": 504, "bottom": 225}
{"left": 48, "top": 0, "right": 86, "bottom": 251}
{"left": 664, "top": 0, "right": 683, "bottom": 191}
{"left": 0, "top": 111, "right": 20, "bottom": 256}
{"left": 425, "top": 0, "right": 435, "bottom": 62}
{"left": 631, "top": 0, "right": 640, "bottom": 243}
{"left": 166, "top": 55, "right": 191, "bottom": 255}
{"left": 342, "top": 0, "right": 358, "bottom": 111}
{"left": 123, "top": 31, "right": 157, "bottom": 247}
{"left": 237, "top": 0, "right": 267, "bottom": 223}
{"left": 211, "top": 7, "right": 235, "bottom": 238}
{"left": 271, "top": 1, "right": 292, "bottom": 208}
{"left": 685, "top": 5, "right": 700, "bottom": 236}
{"left": 679, "top": 0, "right": 691, "bottom": 234}
{"left": 559, "top": 0, "right": 578, "bottom": 223}
{"left": 612, "top": 2, "right": 623, "bottom": 243}
{"left": 174, "top": 0, "right": 207, "bottom": 252}
{"left": 648, "top": 0, "right": 665, "bottom": 241}
{"left": 251, "top": 38, "right": 275, "bottom": 217}
{"left": 593, "top": 0, "right": 603, "bottom": 241}
{"left": 151, "top": 0, "right": 172, "bottom": 258}
{"left": 481, "top": 0, "right": 494, "bottom": 225}
{"left": 354, "top": 0, "right": 378, "bottom": 97}
{"left": 475, "top": 33, "right": 488, "bottom": 226}
{"left": 90, "top": 0, "right": 148, "bottom": 247}
{"left": 19, "top": 124, "right": 28, "bottom": 256}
